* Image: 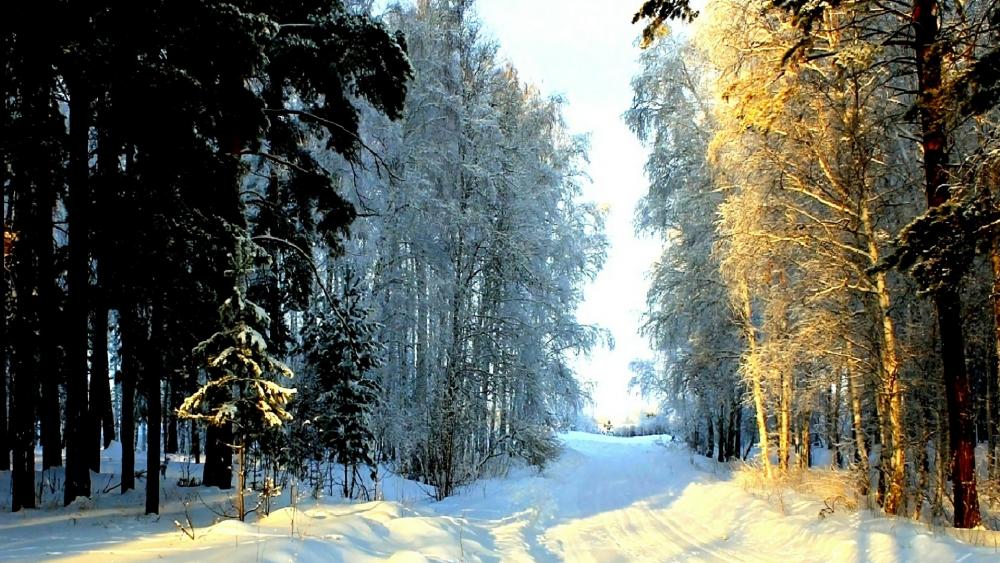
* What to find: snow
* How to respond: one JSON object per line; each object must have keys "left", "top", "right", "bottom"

{"left": 1, "top": 433, "right": 997, "bottom": 561}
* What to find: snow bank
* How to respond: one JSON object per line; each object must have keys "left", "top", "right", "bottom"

{"left": 1, "top": 433, "right": 997, "bottom": 561}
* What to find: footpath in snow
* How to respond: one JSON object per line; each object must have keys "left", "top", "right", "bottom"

{"left": 1, "top": 432, "right": 998, "bottom": 562}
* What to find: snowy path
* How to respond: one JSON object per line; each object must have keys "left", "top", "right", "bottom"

{"left": 436, "top": 433, "right": 791, "bottom": 562}
{"left": 441, "top": 432, "right": 998, "bottom": 562}
{"left": 1, "top": 432, "right": 997, "bottom": 561}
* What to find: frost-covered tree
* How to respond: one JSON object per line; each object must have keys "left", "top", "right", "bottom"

{"left": 313, "top": 0, "right": 606, "bottom": 499}
{"left": 626, "top": 35, "right": 744, "bottom": 462}
{"left": 633, "top": 0, "right": 1000, "bottom": 528}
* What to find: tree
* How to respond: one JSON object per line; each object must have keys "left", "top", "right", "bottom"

{"left": 298, "top": 277, "right": 384, "bottom": 499}
{"left": 633, "top": 0, "right": 999, "bottom": 528}
{"left": 179, "top": 232, "right": 296, "bottom": 521}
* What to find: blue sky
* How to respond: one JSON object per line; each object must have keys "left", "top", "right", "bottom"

{"left": 475, "top": 0, "right": 661, "bottom": 424}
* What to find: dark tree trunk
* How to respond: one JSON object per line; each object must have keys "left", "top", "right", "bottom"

{"left": 90, "top": 119, "right": 118, "bottom": 461}
{"left": 10, "top": 328, "right": 37, "bottom": 511}
{"left": 936, "top": 291, "right": 981, "bottom": 526}
{"left": 36, "top": 184, "right": 61, "bottom": 471}
{"left": 0, "top": 60, "right": 9, "bottom": 476}
{"left": 64, "top": 73, "right": 92, "bottom": 506}
{"left": 204, "top": 421, "right": 233, "bottom": 489}
{"left": 89, "top": 303, "right": 112, "bottom": 471}
{"left": 165, "top": 377, "right": 178, "bottom": 454}
{"left": 10, "top": 186, "right": 38, "bottom": 511}
{"left": 716, "top": 407, "right": 726, "bottom": 462}
{"left": 119, "top": 310, "right": 138, "bottom": 494}
{"left": 0, "top": 336, "right": 7, "bottom": 472}
{"left": 912, "top": 0, "right": 982, "bottom": 529}
{"left": 145, "top": 338, "right": 161, "bottom": 515}
{"left": 726, "top": 400, "right": 740, "bottom": 460}
{"left": 705, "top": 413, "right": 714, "bottom": 458}
{"left": 829, "top": 380, "right": 843, "bottom": 468}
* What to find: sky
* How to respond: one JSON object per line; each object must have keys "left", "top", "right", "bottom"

{"left": 474, "top": 0, "right": 661, "bottom": 424}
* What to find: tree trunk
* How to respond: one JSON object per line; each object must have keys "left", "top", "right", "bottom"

{"left": 94, "top": 85, "right": 118, "bottom": 454}
{"left": 779, "top": 369, "right": 792, "bottom": 473}
{"left": 0, "top": 337, "right": 6, "bottom": 472}
{"left": 165, "top": 378, "right": 178, "bottom": 454}
{"left": 145, "top": 310, "right": 162, "bottom": 515}
{"left": 717, "top": 407, "right": 726, "bottom": 462}
{"left": 799, "top": 411, "right": 811, "bottom": 469}
{"left": 740, "top": 282, "right": 772, "bottom": 477}
{"left": 936, "top": 290, "right": 981, "bottom": 527}
{"left": 237, "top": 444, "right": 247, "bottom": 521}
{"left": 10, "top": 330, "right": 36, "bottom": 510}
{"left": 859, "top": 193, "right": 906, "bottom": 513}
{"left": 119, "top": 310, "right": 138, "bottom": 494}
{"left": 10, "top": 174, "right": 44, "bottom": 509}
{"left": 932, "top": 408, "right": 948, "bottom": 522}
{"left": 912, "top": 0, "right": 981, "bottom": 529}
{"left": 727, "top": 399, "right": 740, "bottom": 460}
{"left": 989, "top": 239, "right": 1000, "bottom": 479}
{"left": 64, "top": 73, "right": 92, "bottom": 506}
{"left": 204, "top": 420, "right": 233, "bottom": 489}
{"left": 36, "top": 181, "right": 61, "bottom": 471}
{"left": 10, "top": 184, "right": 38, "bottom": 509}
{"left": 828, "top": 379, "right": 843, "bottom": 468}
{"left": 705, "top": 411, "right": 715, "bottom": 458}
{"left": 89, "top": 302, "right": 112, "bottom": 471}
{"left": 0, "top": 114, "right": 8, "bottom": 474}
{"left": 847, "top": 350, "right": 869, "bottom": 496}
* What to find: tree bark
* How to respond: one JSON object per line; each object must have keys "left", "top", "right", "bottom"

{"left": 912, "top": 0, "right": 981, "bottom": 529}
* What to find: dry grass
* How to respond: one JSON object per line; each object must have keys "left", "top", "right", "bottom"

{"left": 734, "top": 463, "right": 859, "bottom": 516}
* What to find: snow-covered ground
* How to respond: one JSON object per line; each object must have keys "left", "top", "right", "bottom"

{"left": 1, "top": 432, "right": 998, "bottom": 561}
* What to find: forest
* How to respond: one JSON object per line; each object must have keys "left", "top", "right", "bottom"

{"left": 1, "top": 0, "right": 999, "bottom": 557}
{"left": 2, "top": 0, "right": 604, "bottom": 518}
{"left": 631, "top": 0, "right": 999, "bottom": 530}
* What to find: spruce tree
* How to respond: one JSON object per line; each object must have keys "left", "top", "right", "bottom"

{"left": 299, "top": 278, "right": 384, "bottom": 499}
{"left": 179, "top": 231, "right": 296, "bottom": 520}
